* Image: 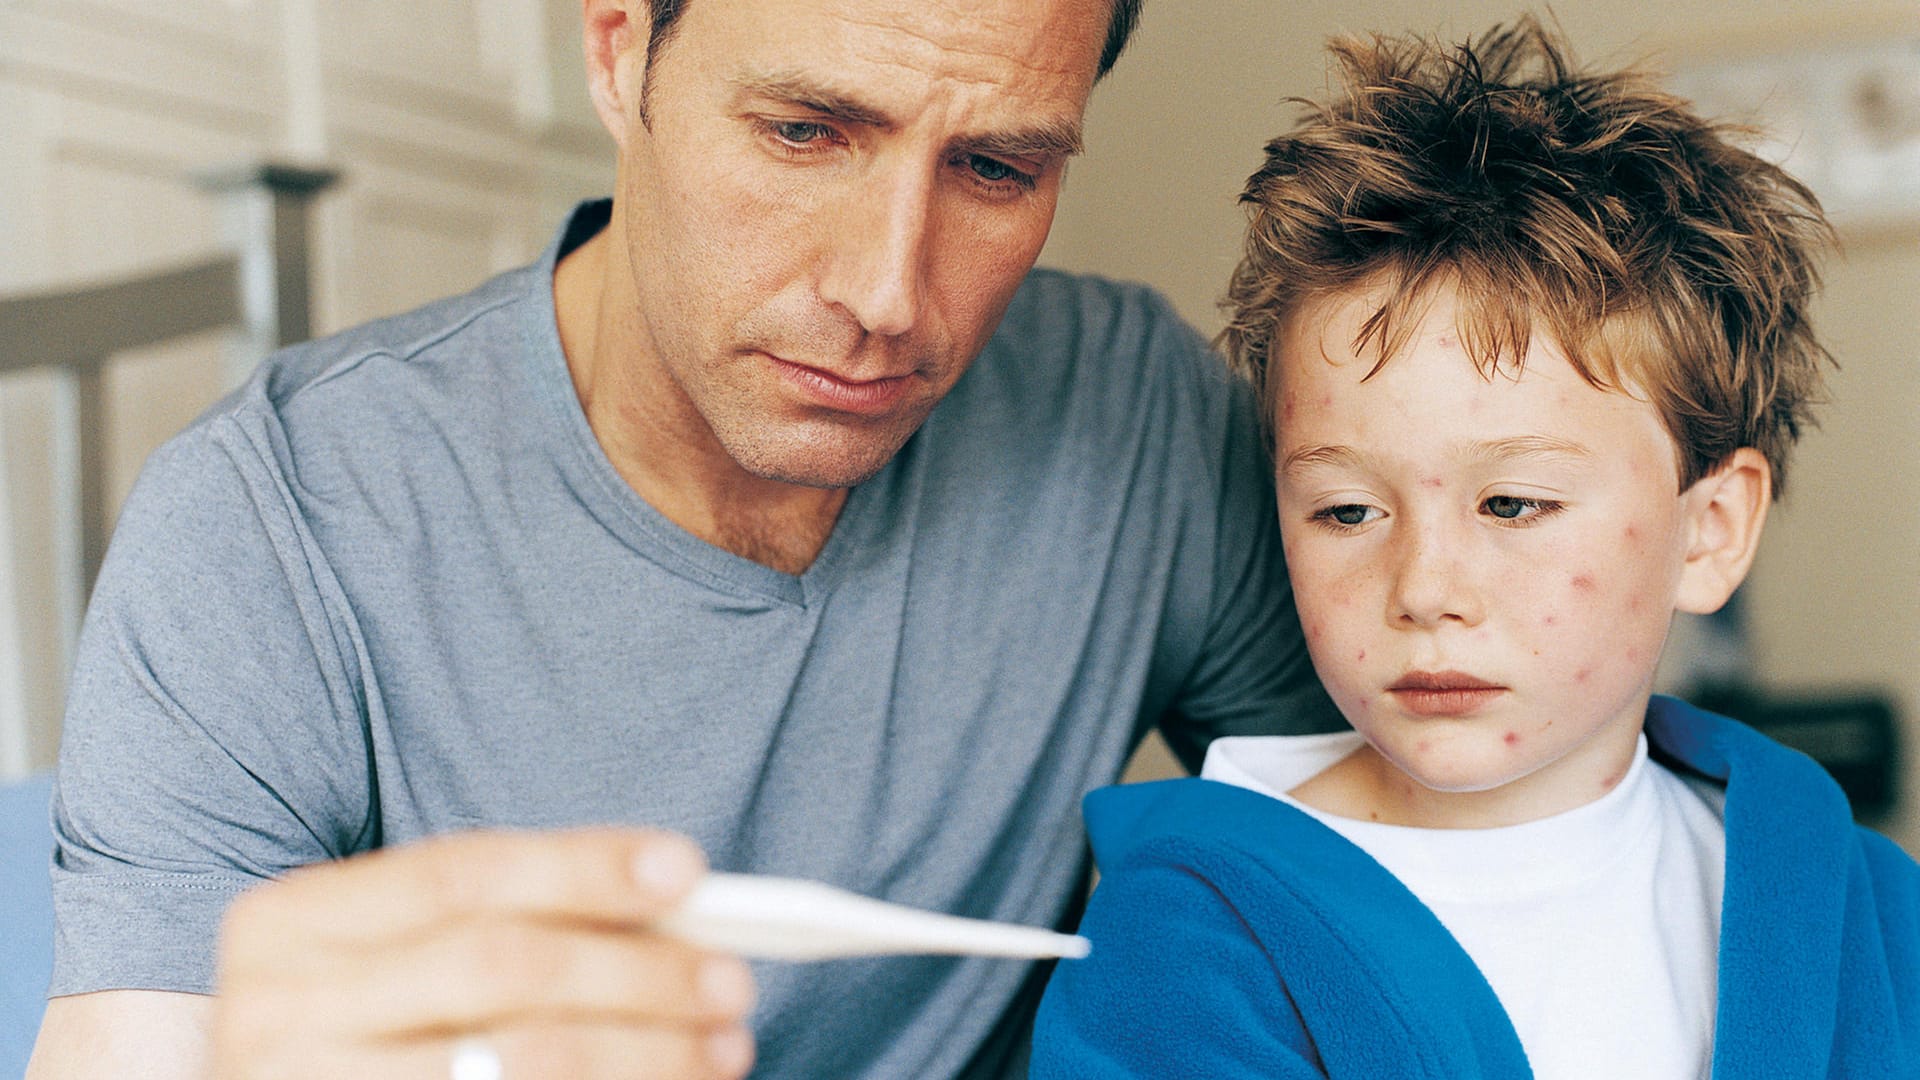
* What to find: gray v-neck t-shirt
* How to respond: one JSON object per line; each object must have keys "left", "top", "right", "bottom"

{"left": 49, "top": 201, "right": 1336, "bottom": 1078}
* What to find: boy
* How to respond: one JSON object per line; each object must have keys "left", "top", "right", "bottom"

{"left": 1031, "top": 19, "right": 1920, "bottom": 1080}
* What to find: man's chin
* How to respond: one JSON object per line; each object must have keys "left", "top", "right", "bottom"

{"left": 724, "top": 430, "right": 915, "bottom": 490}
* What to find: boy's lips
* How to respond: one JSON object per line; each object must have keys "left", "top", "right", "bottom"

{"left": 1388, "top": 671, "right": 1507, "bottom": 717}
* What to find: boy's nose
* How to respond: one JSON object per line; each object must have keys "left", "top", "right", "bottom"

{"left": 817, "top": 163, "right": 933, "bottom": 339}
{"left": 1388, "top": 525, "right": 1485, "bottom": 629}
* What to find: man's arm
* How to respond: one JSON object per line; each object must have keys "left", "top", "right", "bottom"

{"left": 28, "top": 991, "right": 211, "bottom": 1080}
{"left": 30, "top": 829, "right": 757, "bottom": 1080}
{"left": 47, "top": 424, "right": 757, "bottom": 1078}
{"left": 1152, "top": 307, "right": 1342, "bottom": 769}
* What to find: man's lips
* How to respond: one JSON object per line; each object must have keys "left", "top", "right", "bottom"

{"left": 770, "top": 356, "right": 914, "bottom": 415}
{"left": 1388, "top": 671, "right": 1506, "bottom": 717}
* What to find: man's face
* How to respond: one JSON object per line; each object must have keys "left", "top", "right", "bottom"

{"left": 608, "top": 0, "right": 1107, "bottom": 488}
{"left": 1273, "top": 286, "right": 1718, "bottom": 820}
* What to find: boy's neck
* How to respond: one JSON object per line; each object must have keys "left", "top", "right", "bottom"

{"left": 1288, "top": 724, "right": 1646, "bottom": 830}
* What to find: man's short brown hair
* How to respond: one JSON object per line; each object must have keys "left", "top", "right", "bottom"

{"left": 1221, "top": 17, "right": 1833, "bottom": 494}
{"left": 645, "top": 0, "right": 1144, "bottom": 80}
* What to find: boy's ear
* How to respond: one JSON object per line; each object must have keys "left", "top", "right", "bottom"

{"left": 1675, "top": 447, "right": 1772, "bottom": 615}
{"left": 583, "top": 0, "right": 651, "bottom": 145}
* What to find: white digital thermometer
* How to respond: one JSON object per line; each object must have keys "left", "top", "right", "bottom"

{"left": 656, "top": 872, "right": 1091, "bottom": 962}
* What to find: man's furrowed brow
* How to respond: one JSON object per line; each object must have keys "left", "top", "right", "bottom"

{"left": 958, "top": 119, "right": 1085, "bottom": 163}
{"left": 733, "top": 71, "right": 892, "bottom": 127}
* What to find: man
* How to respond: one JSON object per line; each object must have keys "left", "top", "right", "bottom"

{"left": 28, "top": 1, "right": 1333, "bottom": 1077}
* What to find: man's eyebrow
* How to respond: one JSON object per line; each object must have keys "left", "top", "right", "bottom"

{"left": 733, "top": 71, "right": 892, "bottom": 128}
{"left": 731, "top": 70, "right": 1084, "bottom": 162}
{"left": 957, "top": 119, "right": 1084, "bottom": 162}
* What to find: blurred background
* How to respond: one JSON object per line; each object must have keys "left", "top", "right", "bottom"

{"left": 0, "top": 0, "right": 1914, "bottom": 844}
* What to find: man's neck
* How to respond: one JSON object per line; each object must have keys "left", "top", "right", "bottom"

{"left": 552, "top": 228, "right": 847, "bottom": 576}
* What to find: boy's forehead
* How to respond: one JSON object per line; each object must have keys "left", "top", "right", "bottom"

{"left": 1272, "top": 286, "right": 1685, "bottom": 480}
{"left": 1274, "top": 284, "right": 1661, "bottom": 404}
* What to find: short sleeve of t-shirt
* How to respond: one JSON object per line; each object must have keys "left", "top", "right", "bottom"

{"left": 51, "top": 414, "right": 373, "bottom": 993}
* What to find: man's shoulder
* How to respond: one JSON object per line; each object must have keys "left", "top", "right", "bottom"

{"left": 132, "top": 261, "right": 548, "bottom": 519}
{"left": 198, "top": 262, "right": 543, "bottom": 442}
{"left": 995, "top": 266, "right": 1196, "bottom": 361}
{"left": 956, "top": 267, "right": 1240, "bottom": 437}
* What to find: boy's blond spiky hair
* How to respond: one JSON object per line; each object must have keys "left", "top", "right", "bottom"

{"left": 1222, "top": 16, "right": 1833, "bottom": 493}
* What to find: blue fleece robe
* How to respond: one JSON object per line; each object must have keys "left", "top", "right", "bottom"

{"left": 1031, "top": 697, "right": 1920, "bottom": 1078}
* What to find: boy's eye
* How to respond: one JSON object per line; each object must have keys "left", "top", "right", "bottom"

{"left": 1482, "top": 495, "right": 1561, "bottom": 521}
{"left": 1314, "top": 503, "right": 1382, "bottom": 528}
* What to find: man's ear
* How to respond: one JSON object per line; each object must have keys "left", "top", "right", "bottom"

{"left": 583, "top": 0, "right": 650, "bottom": 144}
{"left": 1675, "top": 447, "right": 1772, "bottom": 615}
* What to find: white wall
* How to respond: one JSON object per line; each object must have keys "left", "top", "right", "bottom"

{"left": 1048, "top": 0, "right": 1920, "bottom": 847}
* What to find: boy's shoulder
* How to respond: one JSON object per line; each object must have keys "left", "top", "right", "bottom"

{"left": 1081, "top": 776, "right": 1448, "bottom": 944}
{"left": 1647, "top": 694, "right": 1920, "bottom": 1071}
{"left": 1069, "top": 780, "right": 1530, "bottom": 1077}
{"left": 1638, "top": 696, "right": 1855, "bottom": 820}
{"left": 1082, "top": 776, "right": 1320, "bottom": 874}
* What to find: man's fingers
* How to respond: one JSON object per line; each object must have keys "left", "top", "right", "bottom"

{"left": 446, "top": 1021, "right": 755, "bottom": 1080}
{"left": 234, "top": 1019, "right": 756, "bottom": 1080}
{"left": 209, "top": 828, "right": 755, "bottom": 1080}
{"left": 224, "top": 828, "right": 707, "bottom": 958}
{"left": 324, "top": 921, "right": 757, "bottom": 1036}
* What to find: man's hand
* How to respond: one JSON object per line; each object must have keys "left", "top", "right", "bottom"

{"left": 210, "top": 828, "right": 756, "bottom": 1079}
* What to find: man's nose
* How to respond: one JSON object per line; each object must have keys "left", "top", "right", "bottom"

{"left": 818, "top": 163, "right": 933, "bottom": 338}
{"left": 1389, "top": 519, "right": 1485, "bottom": 629}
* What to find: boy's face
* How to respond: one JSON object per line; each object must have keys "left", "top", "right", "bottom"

{"left": 1274, "top": 286, "right": 1735, "bottom": 824}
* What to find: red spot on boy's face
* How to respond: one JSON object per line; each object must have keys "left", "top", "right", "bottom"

{"left": 1575, "top": 668, "right": 1592, "bottom": 684}
{"left": 1424, "top": 476, "right": 1444, "bottom": 489}
{"left": 1356, "top": 650, "right": 1367, "bottom": 662}
{"left": 1571, "top": 574, "right": 1597, "bottom": 592}
{"left": 1503, "top": 732, "right": 1520, "bottom": 747}
{"left": 1543, "top": 615, "right": 1558, "bottom": 627}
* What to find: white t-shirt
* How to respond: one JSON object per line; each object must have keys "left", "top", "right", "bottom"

{"left": 1202, "top": 731, "right": 1728, "bottom": 1080}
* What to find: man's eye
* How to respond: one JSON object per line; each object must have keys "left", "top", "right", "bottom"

{"left": 772, "top": 121, "right": 833, "bottom": 146}
{"left": 965, "top": 154, "right": 1035, "bottom": 188}
{"left": 1482, "top": 495, "right": 1558, "bottom": 521}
